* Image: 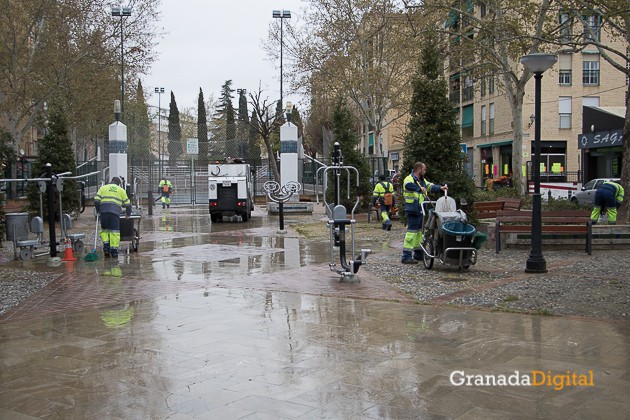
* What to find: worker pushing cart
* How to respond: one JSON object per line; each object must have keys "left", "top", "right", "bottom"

{"left": 419, "top": 191, "right": 478, "bottom": 270}
{"left": 94, "top": 176, "right": 131, "bottom": 258}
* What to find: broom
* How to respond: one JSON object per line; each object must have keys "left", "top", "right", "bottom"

{"left": 84, "top": 213, "right": 99, "bottom": 262}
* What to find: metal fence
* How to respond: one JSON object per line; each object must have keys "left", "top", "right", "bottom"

{"left": 69, "top": 153, "right": 391, "bottom": 207}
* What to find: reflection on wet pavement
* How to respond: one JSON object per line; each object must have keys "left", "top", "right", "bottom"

{"left": 0, "top": 206, "right": 629, "bottom": 418}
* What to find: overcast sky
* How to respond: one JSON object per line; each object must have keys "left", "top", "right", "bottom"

{"left": 144, "top": 0, "right": 304, "bottom": 113}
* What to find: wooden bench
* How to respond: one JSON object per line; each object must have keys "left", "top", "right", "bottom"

{"left": 497, "top": 197, "right": 522, "bottom": 211}
{"left": 473, "top": 201, "right": 505, "bottom": 219}
{"left": 495, "top": 210, "right": 592, "bottom": 255}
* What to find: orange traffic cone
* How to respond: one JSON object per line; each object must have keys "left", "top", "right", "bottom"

{"left": 61, "top": 237, "right": 77, "bottom": 262}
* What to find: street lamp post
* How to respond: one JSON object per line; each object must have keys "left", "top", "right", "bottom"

{"left": 155, "top": 87, "right": 164, "bottom": 179}
{"left": 521, "top": 52, "right": 557, "bottom": 273}
{"left": 112, "top": 5, "right": 132, "bottom": 118}
{"left": 272, "top": 9, "right": 291, "bottom": 108}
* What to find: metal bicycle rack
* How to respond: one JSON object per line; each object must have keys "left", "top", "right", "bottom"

{"left": 316, "top": 142, "right": 371, "bottom": 279}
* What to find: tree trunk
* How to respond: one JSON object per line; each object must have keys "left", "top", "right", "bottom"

{"left": 263, "top": 135, "right": 280, "bottom": 182}
{"left": 617, "top": 87, "right": 630, "bottom": 223}
{"left": 511, "top": 102, "right": 525, "bottom": 195}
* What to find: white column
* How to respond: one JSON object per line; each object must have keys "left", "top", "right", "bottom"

{"left": 280, "top": 121, "right": 299, "bottom": 201}
{"left": 108, "top": 120, "right": 128, "bottom": 186}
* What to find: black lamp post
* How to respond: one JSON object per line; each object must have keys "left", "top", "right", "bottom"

{"left": 112, "top": 5, "right": 132, "bottom": 118}
{"left": 521, "top": 52, "right": 557, "bottom": 273}
{"left": 272, "top": 9, "right": 291, "bottom": 107}
{"left": 154, "top": 87, "right": 164, "bottom": 179}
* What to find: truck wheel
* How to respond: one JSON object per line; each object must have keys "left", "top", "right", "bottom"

{"left": 241, "top": 212, "right": 249, "bottom": 222}
{"left": 211, "top": 213, "right": 220, "bottom": 223}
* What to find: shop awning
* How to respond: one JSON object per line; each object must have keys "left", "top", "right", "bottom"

{"left": 477, "top": 140, "right": 513, "bottom": 149}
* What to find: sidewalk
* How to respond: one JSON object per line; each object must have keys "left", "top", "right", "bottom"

{"left": 0, "top": 205, "right": 629, "bottom": 418}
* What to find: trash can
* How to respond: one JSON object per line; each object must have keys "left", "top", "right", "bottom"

{"left": 441, "top": 221, "right": 476, "bottom": 265}
{"left": 6, "top": 212, "right": 29, "bottom": 241}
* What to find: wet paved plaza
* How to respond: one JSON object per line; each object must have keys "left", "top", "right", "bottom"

{"left": 1, "top": 206, "right": 629, "bottom": 419}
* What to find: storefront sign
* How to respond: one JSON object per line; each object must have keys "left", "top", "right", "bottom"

{"left": 578, "top": 129, "right": 623, "bottom": 149}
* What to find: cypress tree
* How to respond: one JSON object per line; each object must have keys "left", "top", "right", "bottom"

{"left": 127, "top": 80, "right": 152, "bottom": 163}
{"left": 291, "top": 106, "right": 304, "bottom": 139}
{"left": 402, "top": 37, "right": 475, "bottom": 206}
{"left": 198, "top": 88, "right": 209, "bottom": 168}
{"left": 237, "top": 89, "right": 248, "bottom": 159}
{"left": 248, "top": 110, "right": 262, "bottom": 167}
{"left": 329, "top": 100, "right": 371, "bottom": 209}
{"left": 215, "top": 80, "right": 235, "bottom": 157}
{"left": 27, "top": 106, "right": 79, "bottom": 218}
{"left": 167, "top": 91, "right": 182, "bottom": 165}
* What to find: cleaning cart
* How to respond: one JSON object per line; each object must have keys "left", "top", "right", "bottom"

{"left": 419, "top": 193, "right": 478, "bottom": 270}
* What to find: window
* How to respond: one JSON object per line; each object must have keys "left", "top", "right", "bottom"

{"left": 462, "top": 75, "right": 474, "bottom": 101}
{"left": 558, "top": 54, "right": 572, "bottom": 85}
{"left": 558, "top": 96, "right": 572, "bottom": 129}
{"left": 480, "top": 78, "right": 486, "bottom": 96}
{"left": 481, "top": 105, "right": 487, "bottom": 136}
{"left": 489, "top": 103, "right": 495, "bottom": 135}
{"left": 584, "top": 15, "right": 601, "bottom": 42}
{"left": 450, "top": 74, "right": 460, "bottom": 104}
{"left": 583, "top": 96, "right": 600, "bottom": 107}
{"left": 583, "top": 60, "right": 599, "bottom": 85}
{"left": 480, "top": 2, "right": 487, "bottom": 17}
{"left": 559, "top": 13, "right": 572, "bottom": 42}
{"left": 489, "top": 76, "right": 495, "bottom": 94}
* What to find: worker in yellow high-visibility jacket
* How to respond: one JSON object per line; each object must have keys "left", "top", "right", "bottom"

{"left": 401, "top": 162, "right": 447, "bottom": 264}
{"left": 94, "top": 177, "right": 131, "bottom": 258}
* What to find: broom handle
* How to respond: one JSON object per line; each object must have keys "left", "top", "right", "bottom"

{"left": 93, "top": 213, "right": 99, "bottom": 251}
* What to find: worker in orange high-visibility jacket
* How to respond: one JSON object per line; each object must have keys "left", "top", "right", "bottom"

{"left": 158, "top": 178, "right": 173, "bottom": 209}
{"left": 372, "top": 174, "right": 395, "bottom": 231}
{"left": 94, "top": 177, "right": 131, "bottom": 258}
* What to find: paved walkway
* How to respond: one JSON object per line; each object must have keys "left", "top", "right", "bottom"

{"left": 1, "top": 206, "right": 629, "bottom": 419}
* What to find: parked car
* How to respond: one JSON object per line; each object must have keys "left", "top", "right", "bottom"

{"left": 570, "top": 178, "right": 621, "bottom": 207}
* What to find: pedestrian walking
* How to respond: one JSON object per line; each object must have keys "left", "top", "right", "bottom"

{"left": 401, "top": 162, "right": 447, "bottom": 264}
{"left": 372, "top": 174, "right": 395, "bottom": 230}
{"left": 94, "top": 176, "right": 131, "bottom": 258}
{"left": 591, "top": 180, "right": 624, "bottom": 224}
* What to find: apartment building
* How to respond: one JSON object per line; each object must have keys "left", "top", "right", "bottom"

{"left": 449, "top": 7, "right": 627, "bottom": 189}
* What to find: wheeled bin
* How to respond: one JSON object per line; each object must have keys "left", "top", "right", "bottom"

{"left": 119, "top": 215, "right": 141, "bottom": 252}
{"left": 440, "top": 221, "right": 476, "bottom": 266}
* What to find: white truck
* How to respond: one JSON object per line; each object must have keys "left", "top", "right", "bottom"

{"left": 208, "top": 161, "right": 254, "bottom": 222}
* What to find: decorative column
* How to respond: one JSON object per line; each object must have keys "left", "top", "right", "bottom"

{"left": 109, "top": 100, "right": 128, "bottom": 187}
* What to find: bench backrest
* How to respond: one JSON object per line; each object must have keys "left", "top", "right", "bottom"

{"left": 496, "top": 197, "right": 522, "bottom": 210}
{"left": 473, "top": 201, "right": 505, "bottom": 219}
{"left": 496, "top": 210, "right": 591, "bottom": 224}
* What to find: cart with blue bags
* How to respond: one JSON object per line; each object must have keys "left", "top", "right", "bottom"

{"left": 419, "top": 193, "right": 478, "bottom": 270}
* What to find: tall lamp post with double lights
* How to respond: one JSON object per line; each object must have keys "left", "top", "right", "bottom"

{"left": 521, "top": 52, "right": 557, "bottom": 273}
{"left": 155, "top": 87, "right": 165, "bottom": 179}
{"left": 272, "top": 9, "right": 291, "bottom": 107}
{"left": 112, "top": 5, "right": 132, "bottom": 118}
